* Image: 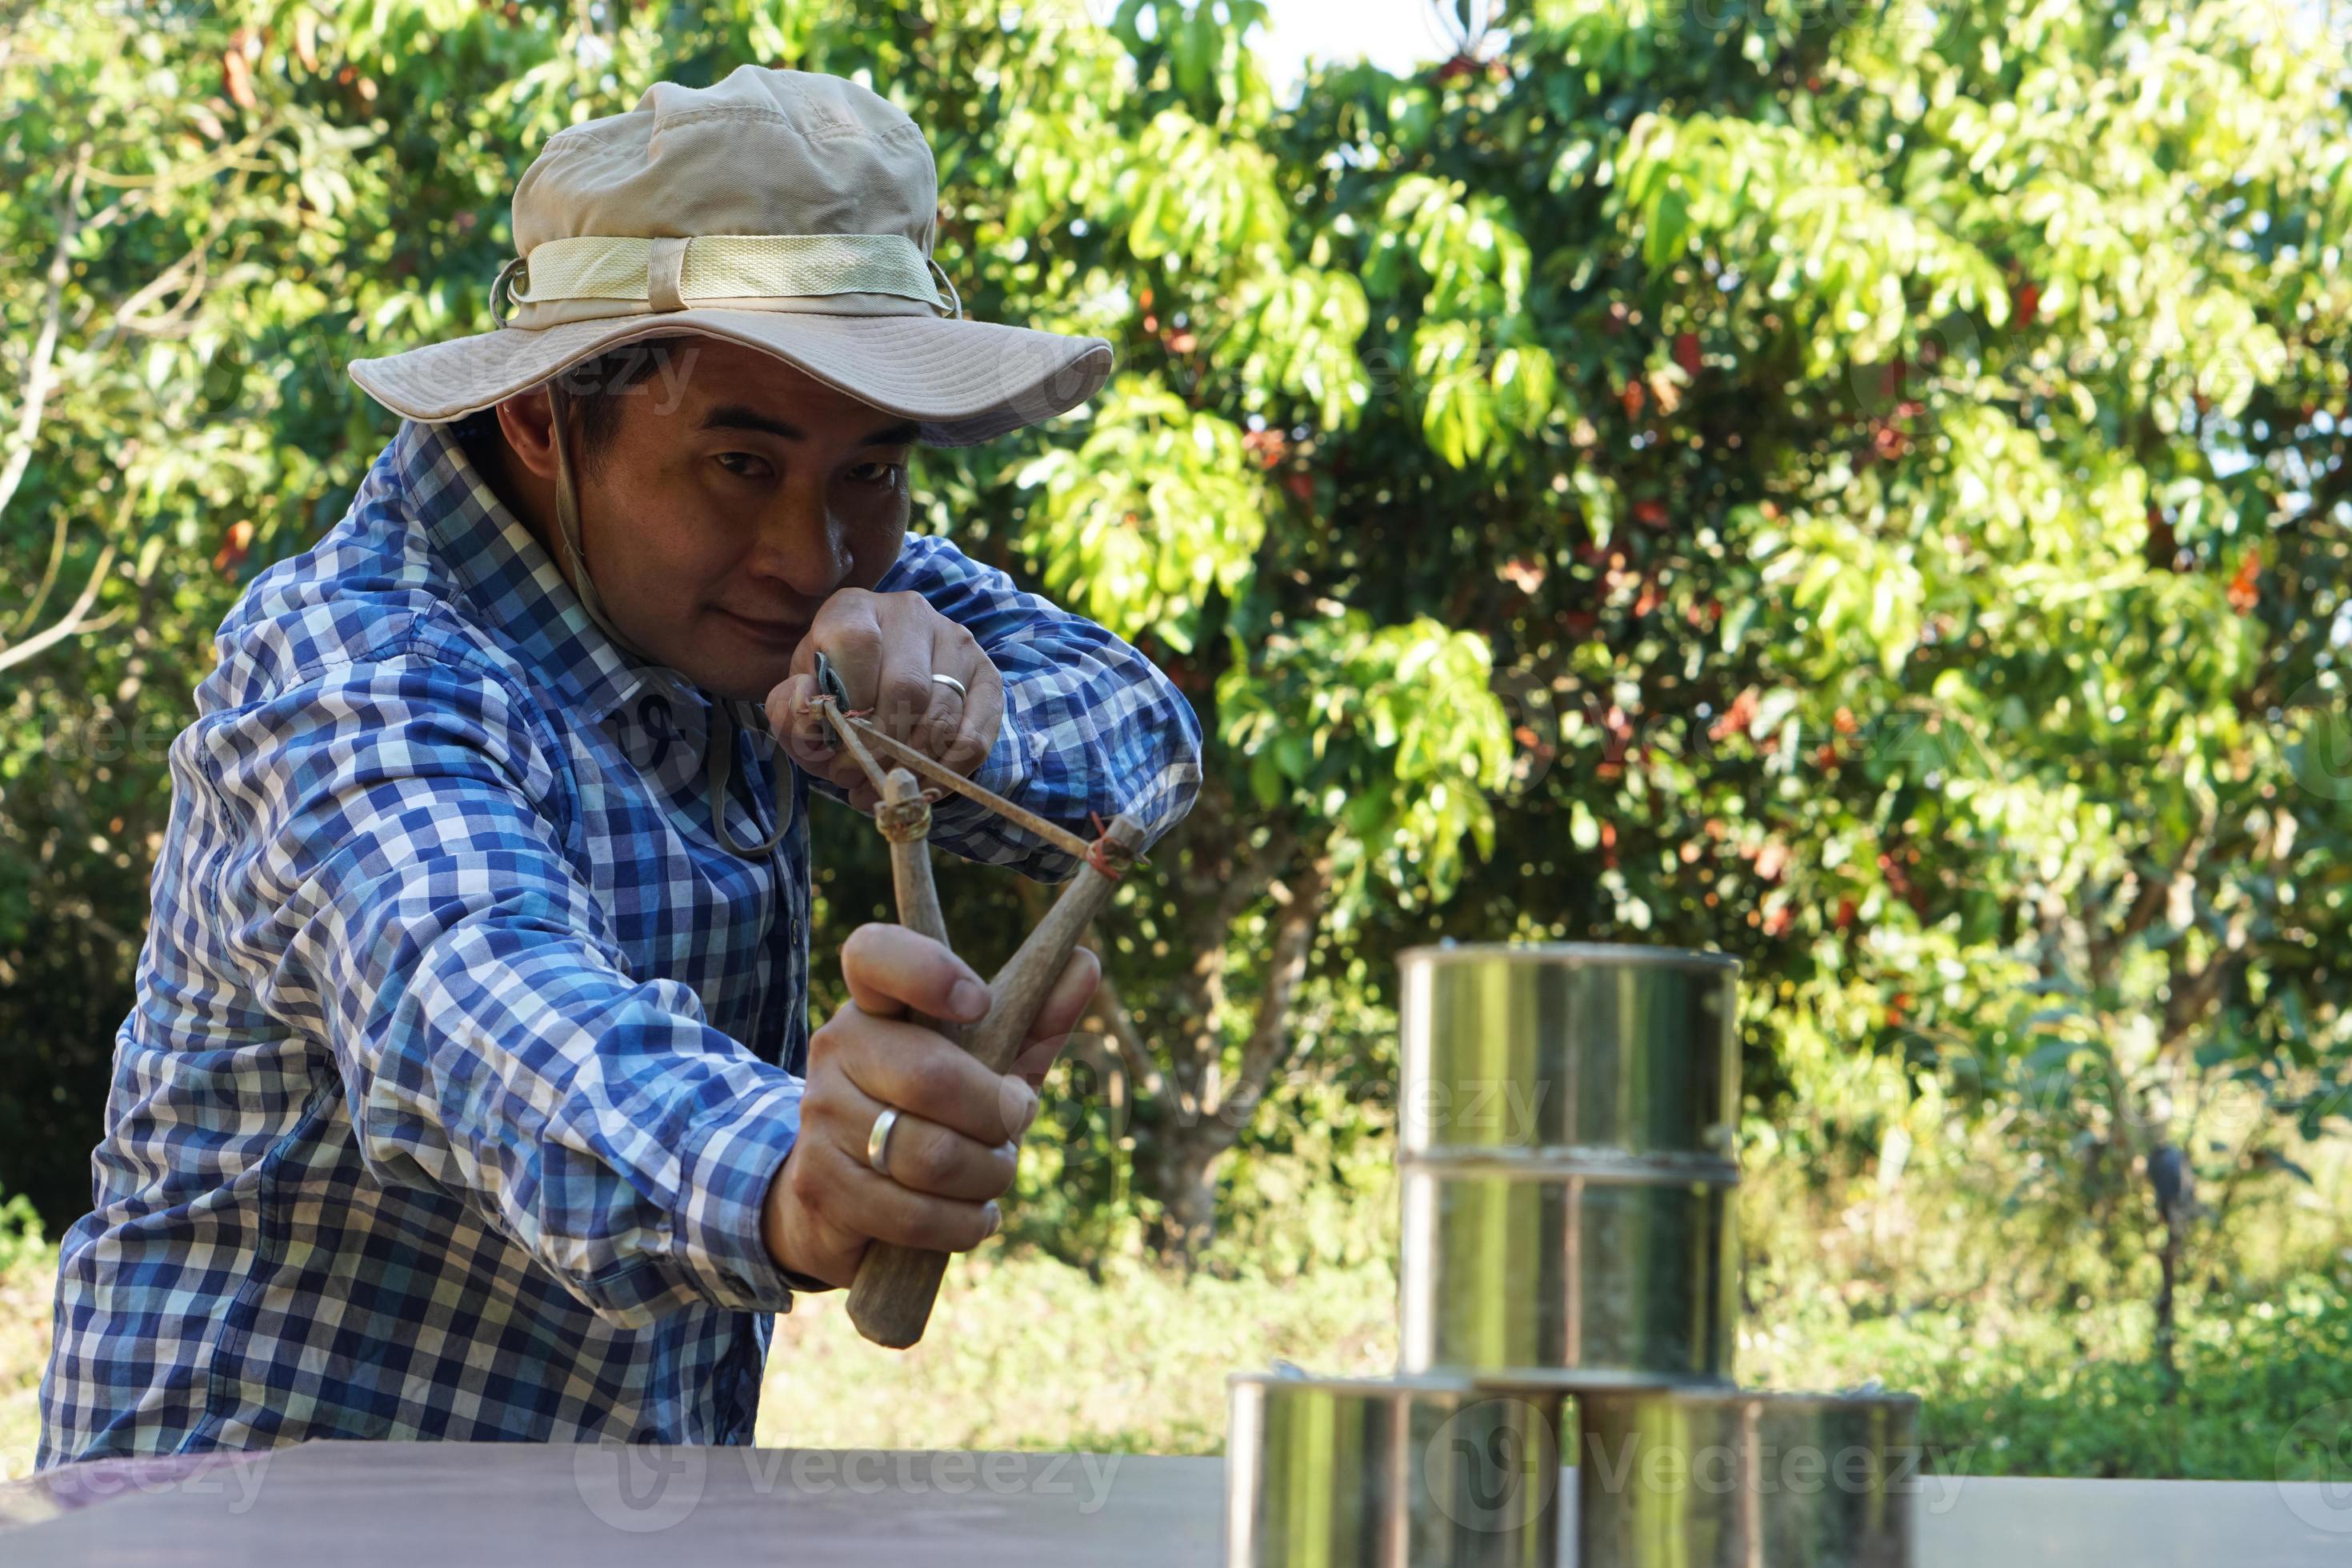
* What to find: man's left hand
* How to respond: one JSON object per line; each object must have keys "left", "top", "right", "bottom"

{"left": 765, "top": 589, "right": 1005, "bottom": 810}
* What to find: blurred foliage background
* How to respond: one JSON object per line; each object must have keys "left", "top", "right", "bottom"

{"left": 5, "top": 0, "right": 2352, "bottom": 1481}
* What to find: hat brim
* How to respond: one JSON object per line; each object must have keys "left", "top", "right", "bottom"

{"left": 347, "top": 309, "right": 1114, "bottom": 446}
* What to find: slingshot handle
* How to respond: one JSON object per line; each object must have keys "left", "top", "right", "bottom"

{"left": 844, "top": 812, "right": 1143, "bottom": 1350}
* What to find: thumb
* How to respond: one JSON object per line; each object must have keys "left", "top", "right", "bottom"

{"left": 766, "top": 671, "right": 836, "bottom": 770}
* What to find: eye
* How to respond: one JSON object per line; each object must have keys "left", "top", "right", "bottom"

{"left": 848, "top": 460, "right": 905, "bottom": 489}
{"left": 714, "top": 451, "right": 771, "bottom": 479}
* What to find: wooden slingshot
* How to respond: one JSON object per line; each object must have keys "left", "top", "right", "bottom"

{"left": 809, "top": 666, "right": 1144, "bottom": 1349}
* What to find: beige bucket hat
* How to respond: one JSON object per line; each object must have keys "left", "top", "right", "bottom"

{"left": 348, "top": 65, "right": 1114, "bottom": 446}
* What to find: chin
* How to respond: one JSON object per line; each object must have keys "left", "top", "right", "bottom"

{"left": 646, "top": 618, "right": 786, "bottom": 701}
{"left": 699, "top": 658, "right": 794, "bottom": 704}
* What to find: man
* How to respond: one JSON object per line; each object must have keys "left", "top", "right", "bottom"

{"left": 38, "top": 66, "right": 1199, "bottom": 1463}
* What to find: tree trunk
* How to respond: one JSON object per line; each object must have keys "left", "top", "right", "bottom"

{"left": 2153, "top": 1210, "right": 2186, "bottom": 1402}
{"left": 1138, "top": 1130, "right": 1223, "bottom": 1262}
{"left": 1129, "top": 844, "right": 1332, "bottom": 1264}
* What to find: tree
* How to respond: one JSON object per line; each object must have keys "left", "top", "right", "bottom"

{"left": 3, "top": 0, "right": 2349, "bottom": 1341}
{"left": 1356, "top": 0, "right": 2352, "bottom": 1345}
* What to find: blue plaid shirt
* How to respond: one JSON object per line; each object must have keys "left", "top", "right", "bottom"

{"left": 38, "top": 418, "right": 1199, "bottom": 1466}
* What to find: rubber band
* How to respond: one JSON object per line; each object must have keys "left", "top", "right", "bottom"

{"left": 1086, "top": 811, "right": 1133, "bottom": 882}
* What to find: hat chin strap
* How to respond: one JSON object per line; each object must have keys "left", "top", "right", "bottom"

{"left": 544, "top": 382, "right": 794, "bottom": 862}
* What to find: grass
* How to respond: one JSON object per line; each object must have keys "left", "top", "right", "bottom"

{"left": 1743, "top": 1270, "right": 2352, "bottom": 1480}
{"left": 756, "top": 1246, "right": 1399, "bottom": 1454}
{"left": 6, "top": 1158, "right": 2352, "bottom": 1482}
{"left": 0, "top": 1199, "right": 54, "bottom": 1482}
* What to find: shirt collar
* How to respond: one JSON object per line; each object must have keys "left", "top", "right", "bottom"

{"left": 395, "top": 417, "right": 672, "bottom": 725}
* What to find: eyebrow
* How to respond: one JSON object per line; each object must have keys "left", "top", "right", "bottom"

{"left": 698, "top": 405, "right": 920, "bottom": 446}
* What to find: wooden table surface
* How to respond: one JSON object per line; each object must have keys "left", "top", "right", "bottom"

{"left": 5, "top": 1441, "right": 2351, "bottom": 1565}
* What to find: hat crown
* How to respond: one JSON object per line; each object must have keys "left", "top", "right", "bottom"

{"left": 511, "top": 66, "right": 939, "bottom": 256}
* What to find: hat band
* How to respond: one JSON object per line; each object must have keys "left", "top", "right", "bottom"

{"left": 499, "top": 234, "right": 949, "bottom": 325}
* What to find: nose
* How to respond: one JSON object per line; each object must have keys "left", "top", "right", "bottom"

{"left": 742, "top": 474, "right": 845, "bottom": 599}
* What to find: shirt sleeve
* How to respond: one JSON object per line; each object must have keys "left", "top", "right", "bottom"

{"left": 873, "top": 533, "right": 1204, "bottom": 879}
{"left": 195, "top": 628, "right": 802, "bottom": 1330}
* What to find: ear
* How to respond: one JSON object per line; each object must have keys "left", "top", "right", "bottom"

{"left": 494, "top": 387, "right": 562, "bottom": 482}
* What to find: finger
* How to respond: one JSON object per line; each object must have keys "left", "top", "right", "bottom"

{"left": 791, "top": 734, "right": 874, "bottom": 806}
{"left": 765, "top": 671, "right": 812, "bottom": 741}
{"left": 1006, "top": 1033, "right": 1063, "bottom": 1091}
{"left": 822, "top": 1012, "right": 1036, "bottom": 1146}
{"left": 940, "top": 650, "right": 1005, "bottom": 778}
{"left": 870, "top": 598, "right": 938, "bottom": 747}
{"left": 848, "top": 1095, "right": 1018, "bottom": 1202}
{"left": 766, "top": 672, "right": 836, "bottom": 772}
{"left": 1025, "top": 947, "right": 1101, "bottom": 1046}
{"left": 788, "top": 630, "right": 822, "bottom": 684}
{"left": 814, "top": 1006, "right": 1016, "bottom": 1142}
{"left": 814, "top": 1138, "right": 1004, "bottom": 1254}
{"left": 917, "top": 618, "right": 972, "bottom": 759}
{"left": 1005, "top": 950, "right": 1102, "bottom": 1090}
{"left": 806, "top": 740, "right": 878, "bottom": 806}
{"left": 835, "top": 923, "right": 991, "bottom": 1024}
{"left": 810, "top": 593, "right": 885, "bottom": 710}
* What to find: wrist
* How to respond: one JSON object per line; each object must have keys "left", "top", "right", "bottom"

{"left": 761, "top": 1150, "right": 842, "bottom": 1293}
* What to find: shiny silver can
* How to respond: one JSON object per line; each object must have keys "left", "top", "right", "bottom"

{"left": 1226, "top": 1371, "right": 1565, "bottom": 1568}
{"left": 1574, "top": 1388, "right": 1922, "bottom": 1567}
{"left": 1398, "top": 1164, "right": 1738, "bottom": 1388}
{"left": 1398, "top": 942, "right": 1741, "bottom": 1163}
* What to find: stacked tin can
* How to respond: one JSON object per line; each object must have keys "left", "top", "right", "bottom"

{"left": 1227, "top": 943, "right": 1921, "bottom": 1566}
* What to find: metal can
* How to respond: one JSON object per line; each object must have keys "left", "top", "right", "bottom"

{"left": 1400, "top": 1165, "right": 1738, "bottom": 1389}
{"left": 1398, "top": 943, "right": 1741, "bottom": 1163}
{"left": 1573, "top": 1389, "right": 1922, "bottom": 1568}
{"left": 1397, "top": 943, "right": 1742, "bottom": 1389}
{"left": 1226, "top": 1371, "right": 1566, "bottom": 1568}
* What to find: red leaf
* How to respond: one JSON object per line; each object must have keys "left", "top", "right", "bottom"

{"left": 224, "top": 48, "right": 256, "bottom": 110}
{"left": 213, "top": 519, "right": 255, "bottom": 576}
{"left": 1673, "top": 332, "right": 1702, "bottom": 376}
{"left": 2227, "top": 550, "right": 2261, "bottom": 614}
{"left": 1708, "top": 688, "right": 1758, "bottom": 742}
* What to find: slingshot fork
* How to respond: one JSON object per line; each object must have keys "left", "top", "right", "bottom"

{"left": 808, "top": 657, "right": 1143, "bottom": 1349}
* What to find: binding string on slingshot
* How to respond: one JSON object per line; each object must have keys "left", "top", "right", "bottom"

{"left": 808, "top": 663, "right": 1138, "bottom": 877}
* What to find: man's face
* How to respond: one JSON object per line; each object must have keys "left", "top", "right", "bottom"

{"left": 562, "top": 338, "right": 916, "bottom": 701}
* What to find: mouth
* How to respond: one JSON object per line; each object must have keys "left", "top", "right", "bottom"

{"left": 712, "top": 608, "right": 810, "bottom": 650}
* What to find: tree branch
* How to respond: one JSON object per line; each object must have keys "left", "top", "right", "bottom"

{"left": 7, "top": 507, "right": 71, "bottom": 639}
{"left": 1203, "top": 845, "right": 1332, "bottom": 1138}
{"left": 1079, "top": 946, "right": 1171, "bottom": 1110}
{"left": 0, "top": 474, "right": 134, "bottom": 676}
{"left": 0, "top": 145, "right": 91, "bottom": 530}
{"left": 0, "top": 536, "right": 121, "bottom": 676}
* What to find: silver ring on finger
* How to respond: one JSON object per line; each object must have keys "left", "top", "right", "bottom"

{"left": 929, "top": 672, "right": 967, "bottom": 702}
{"left": 866, "top": 1106, "right": 901, "bottom": 1177}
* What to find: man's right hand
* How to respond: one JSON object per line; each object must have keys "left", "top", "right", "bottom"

{"left": 760, "top": 923, "right": 1094, "bottom": 1288}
